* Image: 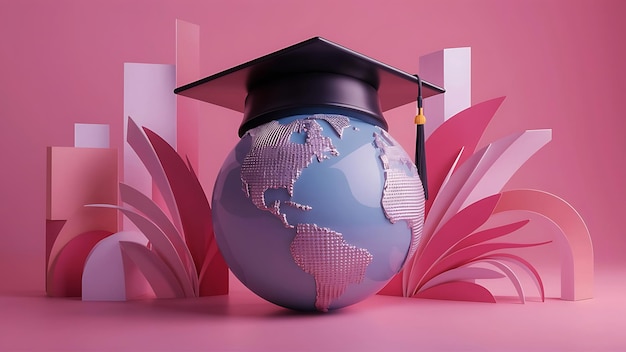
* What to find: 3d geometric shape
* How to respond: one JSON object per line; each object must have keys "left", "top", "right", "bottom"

{"left": 45, "top": 146, "right": 119, "bottom": 297}
{"left": 176, "top": 19, "right": 200, "bottom": 170}
{"left": 420, "top": 47, "right": 471, "bottom": 138}
{"left": 74, "top": 123, "right": 110, "bottom": 148}
{"left": 46, "top": 147, "right": 118, "bottom": 221}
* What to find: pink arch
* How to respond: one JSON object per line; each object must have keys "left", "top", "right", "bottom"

{"left": 495, "top": 189, "right": 593, "bottom": 300}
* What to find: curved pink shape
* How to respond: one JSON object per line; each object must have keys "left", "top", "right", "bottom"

{"left": 404, "top": 194, "right": 501, "bottom": 295}
{"left": 422, "top": 240, "right": 550, "bottom": 288}
{"left": 494, "top": 189, "right": 594, "bottom": 300}
{"left": 482, "top": 260, "right": 526, "bottom": 304}
{"left": 119, "top": 183, "right": 198, "bottom": 293}
{"left": 420, "top": 265, "right": 505, "bottom": 292}
{"left": 126, "top": 117, "right": 183, "bottom": 232}
{"left": 47, "top": 230, "right": 112, "bottom": 297}
{"left": 415, "top": 281, "right": 496, "bottom": 303}
{"left": 143, "top": 127, "right": 213, "bottom": 277}
{"left": 82, "top": 231, "right": 150, "bottom": 301}
{"left": 88, "top": 204, "right": 195, "bottom": 297}
{"left": 119, "top": 241, "right": 186, "bottom": 299}
{"left": 425, "top": 97, "right": 506, "bottom": 214}
{"left": 450, "top": 220, "right": 530, "bottom": 253}
{"left": 47, "top": 206, "right": 118, "bottom": 296}
{"left": 480, "top": 253, "right": 546, "bottom": 302}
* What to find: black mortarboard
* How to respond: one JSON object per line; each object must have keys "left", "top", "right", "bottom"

{"left": 174, "top": 37, "right": 444, "bottom": 137}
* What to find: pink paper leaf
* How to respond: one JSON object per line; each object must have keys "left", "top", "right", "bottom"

{"left": 119, "top": 183, "right": 198, "bottom": 292}
{"left": 449, "top": 220, "right": 530, "bottom": 253}
{"left": 415, "top": 281, "right": 497, "bottom": 303}
{"left": 425, "top": 97, "right": 506, "bottom": 212}
{"left": 126, "top": 117, "right": 183, "bottom": 232}
{"left": 480, "top": 253, "right": 545, "bottom": 301}
{"left": 119, "top": 241, "right": 185, "bottom": 298}
{"left": 420, "top": 265, "right": 505, "bottom": 292}
{"left": 404, "top": 194, "right": 501, "bottom": 296}
{"left": 481, "top": 260, "right": 526, "bottom": 304}
{"left": 87, "top": 204, "right": 195, "bottom": 297}
{"left": 422, "top": 241, "right": 551, "bottom": 288}
{"left": 143, "top": 127, "right": 214, "bottom": 275}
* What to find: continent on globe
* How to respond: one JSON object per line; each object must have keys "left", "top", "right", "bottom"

{"left": 290, "top": 223, "right": 373, "bottom": 312}
{"left": 374, "top": 130, "right": 425, "bottom": 261}
{"left": 240, "top": 115, "right": 350, "bottom": 227}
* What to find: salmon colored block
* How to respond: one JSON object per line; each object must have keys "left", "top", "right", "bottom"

{"left": 46, "top": 147, "right": 118, "bottom": 221}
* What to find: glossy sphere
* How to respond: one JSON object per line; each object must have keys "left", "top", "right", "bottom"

{"left": 212, "top": 113, "right": 424, "bottom": 311}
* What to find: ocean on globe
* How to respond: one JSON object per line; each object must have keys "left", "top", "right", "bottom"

{"left": 212, "top": 113, "right": 425, "bottom": 312}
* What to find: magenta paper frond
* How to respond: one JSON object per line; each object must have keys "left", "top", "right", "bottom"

{"left": 383, "top": 96, "right": 592, "bottom": 303}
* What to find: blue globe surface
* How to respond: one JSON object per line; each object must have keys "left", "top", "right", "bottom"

{"left": 212, "top": 113, "right": 424, "bottom": 311}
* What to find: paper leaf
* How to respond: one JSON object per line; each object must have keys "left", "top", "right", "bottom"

{"left": 481, "top": 253, "right": 545, "bottom": 301}
{"left": 460, "top": 129, "right": 552, "bottom": 210}
{"left": 449, "top": 220, "right": 530, "bottom": 253}
{"left": 423, "top": 241, "right": 551, "bottom": 287}
{"left": 420, "top": 265, "right": 505, "bottom": 292}
{"left": 415, "top": 281, "right": 497, "bottom": 303}
{"left": 494, "top": 189, "right": 593, "bottom": 300}
{"left": 143, "top": 127, "right": 213, "bottom": 275}
{"left": 87, "top": 204, "right": 195, "bottom": 297}
{"left": 119, "top": 183, "right": 198, "bottom": 291}
{"left": 119, "top": 241, "right": 186, "bottom": 298}
{"left": 126, "top": 116, "right": 183, "bottom": 232}
{"left": 404, "top": 194, "right": 501, "bottom": 296}
{"left": 481, "top": 260, "right": 526, "bottom": 303}
{"left": 425, "top": 97, "right": 506, "bottom": 212}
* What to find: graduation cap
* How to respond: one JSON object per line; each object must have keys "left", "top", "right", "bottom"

{"left": 174, "top": 36, "right": 444, "bottom": 198}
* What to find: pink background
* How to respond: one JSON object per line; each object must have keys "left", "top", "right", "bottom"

{"left": 1, "top": 1, "right": 625, "bottom": 350}
{"left": 2, "top": 0, "right": 624, "bottom": 295}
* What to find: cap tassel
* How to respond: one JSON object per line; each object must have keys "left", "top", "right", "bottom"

{"left": 414, "top": 75, "right": 428, "bottom": 200}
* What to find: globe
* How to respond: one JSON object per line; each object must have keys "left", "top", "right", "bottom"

{"left": 212, "top": 112, "right": 425, "bottom": 312}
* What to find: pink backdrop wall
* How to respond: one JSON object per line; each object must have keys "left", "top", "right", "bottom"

{"left": 1, "top": 0, "right": 624, "bottom": 294}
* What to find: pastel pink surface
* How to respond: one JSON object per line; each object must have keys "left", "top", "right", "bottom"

{"left": 82, "top": 231, "right": 149, "bottom": 301}
{"left": 495, "top": 189, "right": 594, "bottom": 300}
{"left": 46, "top": 147, "right": 118, "bottom": 221}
